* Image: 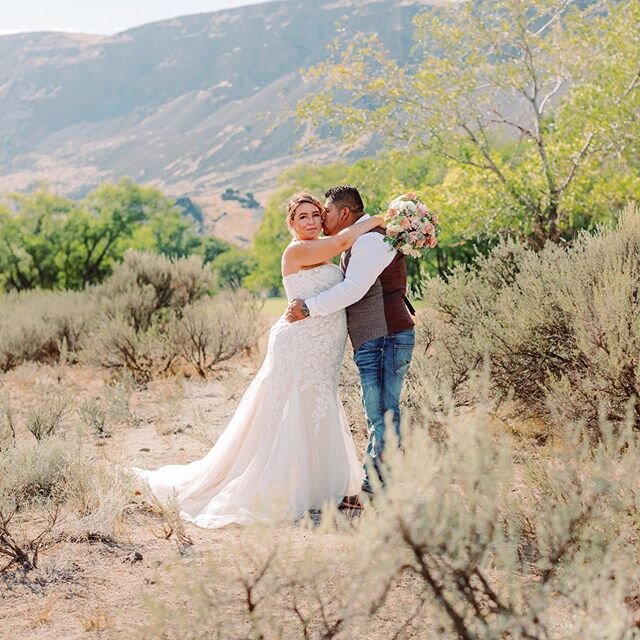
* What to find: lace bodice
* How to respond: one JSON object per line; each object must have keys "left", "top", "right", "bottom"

{"left": 282, "top": 263, "right": 344, "bottom": 301}
{"left": 276, "top": 264, "right": 347, "bottom": 376}
{"left": 260, "top": 263, "right": 348, "bottom": 427}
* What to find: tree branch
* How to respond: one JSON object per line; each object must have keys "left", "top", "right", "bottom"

{"left": 558, "top": 132, "right": 595, "bottom": 194}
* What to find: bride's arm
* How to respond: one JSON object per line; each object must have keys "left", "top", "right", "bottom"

{"left": 284, "top": 216, "right": 384, "bottom": 268}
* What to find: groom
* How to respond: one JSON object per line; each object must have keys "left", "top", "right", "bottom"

{"left": 285, "top": 185, "right": 415, "bottom": 501}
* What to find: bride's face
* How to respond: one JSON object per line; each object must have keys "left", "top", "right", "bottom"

{"left": 291, "top": 203, "right": 323, "bottom": 240}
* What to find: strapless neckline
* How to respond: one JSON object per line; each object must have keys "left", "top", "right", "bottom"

{"left": 282, "top": 263, "right": 340, "bottom": 281}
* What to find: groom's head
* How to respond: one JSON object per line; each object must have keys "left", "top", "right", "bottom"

{"left": 322, "top": 185, "right": 365, "bottom": 236}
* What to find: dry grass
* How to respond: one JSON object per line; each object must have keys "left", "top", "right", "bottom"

{"left": 80, "top": 605, "right": 112, "bottom": 632}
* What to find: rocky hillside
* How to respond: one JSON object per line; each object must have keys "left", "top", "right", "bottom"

{"left": 0, "top": 0, "right": 435, "bottom": 243}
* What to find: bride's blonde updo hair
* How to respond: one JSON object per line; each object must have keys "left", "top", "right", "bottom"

{"left": 286, "top": 192, "right": 322, "bottom": 234}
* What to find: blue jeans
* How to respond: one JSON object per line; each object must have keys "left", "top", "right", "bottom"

{"left": 353, "top": 329, "right": 415, "bottom": 492}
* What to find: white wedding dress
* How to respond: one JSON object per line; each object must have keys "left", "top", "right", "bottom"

{"left": 134, "top": 263, "right": 361, "bottom": 528}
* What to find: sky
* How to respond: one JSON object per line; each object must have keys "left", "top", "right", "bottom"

{"left": 0, "top": 0, "right": 274, "bottom": 36}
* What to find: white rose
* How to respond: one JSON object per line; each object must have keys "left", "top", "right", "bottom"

{"left": 400, "top": 243, "right": 413, "bottom": 255}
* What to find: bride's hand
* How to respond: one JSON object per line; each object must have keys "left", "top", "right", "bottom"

{"left": 372, "top": 215, "right": 386, "bottom": 230}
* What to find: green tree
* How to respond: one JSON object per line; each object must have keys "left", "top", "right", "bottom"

{"left": 0, "top": 186, "right": 74, "bottom": 290}
{"left": 0, "top": 178, "right": 205, "bottom": 291}
{"left": 297, "top": 0, "right": 640, "bottom": 247}
{"left": 211, "top": 248, "right": 257, "bottom": 290}
{"left": 198, "top": 236, "right": 232, "bottom": 264}
{"left": 59, "top": 179, "right": 156, "bottom": 288}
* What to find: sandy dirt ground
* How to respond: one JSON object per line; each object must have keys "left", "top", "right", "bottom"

{"left": 0, "top": 324, "right": 375, "bottom": 640}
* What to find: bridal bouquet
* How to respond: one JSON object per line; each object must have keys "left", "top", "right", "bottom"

{"left": 383, "top": 193, "right": 438, "bottom": 258}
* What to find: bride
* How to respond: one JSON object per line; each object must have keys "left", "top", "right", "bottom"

{"left": 133, "top": 192, "right": 384, "bottom": 528}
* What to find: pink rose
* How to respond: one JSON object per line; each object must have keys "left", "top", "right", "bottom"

{"left": 405, "top": 192, "right": 416, "bottom": 200}
{"left": 400, "top": 217, "right": 412, "bottom": 230}
{"left": 428, "top": 236, "right": 438, "bottom": 248}
{"left": 422, "top": 222, "right": 435, "bottom": 235}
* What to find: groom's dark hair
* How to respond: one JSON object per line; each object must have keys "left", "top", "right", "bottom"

{"left": 325, "top": 185, "right": 364, "bottom": 218}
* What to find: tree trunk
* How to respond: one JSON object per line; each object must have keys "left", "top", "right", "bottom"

{"left": 547, "top": 199, "right": 561, "bottom": 244}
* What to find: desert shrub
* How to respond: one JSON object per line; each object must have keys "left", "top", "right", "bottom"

{"left": 361, "top": 417, "right": 640, "bottom": 639}
{"left": 26, "top": 392, "right": 71, "bottom": 441}
{"left": 169, "top": 291, "right": 263, "bottom": 377}
{"left": 0, "top": 439, "right": 70, "bottom": 505}
{"left": 0, "top": 441, "right": 68, "bottom": 571}
{"left": 0, "top": 290, "right": 95, "bottom": 371}
{"left": 38, "top": 290, "right": 96, "bottom": 354}
{"left": 83, "top": 252, "right": 257, "bottom": 381}
{"left": 141, "top": 490, "right": 193, "bottom": 554}
{"left": 0, "top": 438, "right": 134, "bottom": 571}
{"left": 406, "top": 239, "right": 532, "bottom": 416}
{"left": 78, "top": 398, "right": 110, "bottom": 438}
{"left": 97, "top": 251, "right": 212, "bottom": 331}
{"left": 86, "top": 289, "right": 262, "bottom": 381}
{"left": 83, "top": 316, "right": 174, "bottom": 383}
{"left": 418, "top": 203, "right": 640, "bottom": 431}
{"left": 0, "top": 252, "right": 256, "bottom": 379}
{"left": 127, "top": 407, "right": 640, "bottom": 640}
{"left": 61, "top": 459, "right": 134, "bottom": 540}
{"left": 0, "top": 495, "right": 61, "bottom": 572}
{"left": 0, "top": 312, "right": 56, "bottom": 372}
{"left": 542, "top": 207, "right": 640, "bottom": 428}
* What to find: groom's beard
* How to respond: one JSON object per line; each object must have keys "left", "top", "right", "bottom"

{"left": 323, "top": 218, "right": 351, "bottom": 236}
{"left": 322, "top": 222, "right": 337, "bottom": 236}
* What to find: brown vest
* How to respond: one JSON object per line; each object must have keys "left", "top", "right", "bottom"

{"left": 341, "top": 228, "right": 415, "bottom": 352}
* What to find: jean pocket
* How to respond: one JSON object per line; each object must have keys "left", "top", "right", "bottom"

{"left": 393, "top": 342, "right": 414, "bottom": 375}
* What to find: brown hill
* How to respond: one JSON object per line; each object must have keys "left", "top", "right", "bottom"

{"left": 0, "top": 0, "right": 435, "bottom": 243}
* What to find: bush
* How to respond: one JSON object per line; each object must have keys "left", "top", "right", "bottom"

{"left": 417, "top": 203, "right": 640, "bottom": 432}
{"left": 0, "top": 437, "right": 134, "bottom": 572}
{"left": 98, "top": 251, "right": 212, "bottom": 331}
{"left": 26, "top": 392, "right": 71, "bottom": 441}
{"left": 82, "top": 251, "right": 261, "bottom": 381}
{"left": 62, "top": 459, "right": 134, "bottom": 540}
{"left": 83, "top": 316, "right": 173, "bottom": 383}
{"left": 0, "top": 439, "right": 70, "bottom": 505}
{"left": 86, "top": 287, "right": 262, "bottom": 382}
{"left": 169, "top": 292, "right": 263, "bottom": 377}
{"left": 0, "top": 290, "right": 95, "bottom": 371}
{"left": 0, "top": 251, "right": 261, "bottom": 380}
{"left": 78, "top": 398, "right": 109, "bottom": 439}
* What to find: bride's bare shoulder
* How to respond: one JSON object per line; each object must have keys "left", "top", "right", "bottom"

{"left": 283, "top": 241, "right": 303, "bottom": 260}
{"left": 281, "top": 242, "right": 301, "bottom": 276}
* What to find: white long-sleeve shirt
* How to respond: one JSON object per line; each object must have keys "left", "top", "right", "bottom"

{"left": 306, "top": 214, "right": 396, "bottom": 317}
